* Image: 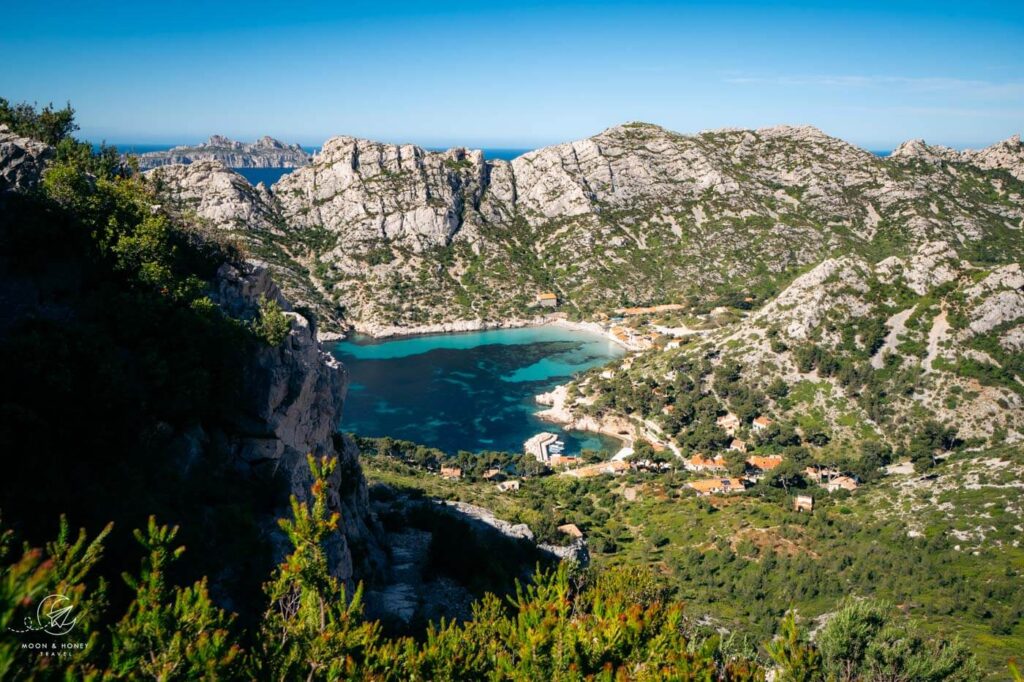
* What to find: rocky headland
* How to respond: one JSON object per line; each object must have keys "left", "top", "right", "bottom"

{"left": 135, "top": 134, "right": 310, "bottom": 169}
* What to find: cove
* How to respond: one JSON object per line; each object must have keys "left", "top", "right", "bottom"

{"left": 331, "top": 326, "right": 625, "bottom": 455}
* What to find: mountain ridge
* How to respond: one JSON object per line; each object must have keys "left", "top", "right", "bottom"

{"left": 147, "top": 120, "right": 1023, "bottom": 336}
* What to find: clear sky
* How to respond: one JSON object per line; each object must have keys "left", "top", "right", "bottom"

{"left": 2, "top": 1, "right": 1022, "bottom": 150}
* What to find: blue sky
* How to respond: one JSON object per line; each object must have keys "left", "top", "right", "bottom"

{"left": 2, "top": 1, "right": 1022, "bottom": 150}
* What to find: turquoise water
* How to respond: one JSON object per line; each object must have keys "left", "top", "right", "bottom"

{"left": 332, "top": 326, "right": 625, "bottom": 455}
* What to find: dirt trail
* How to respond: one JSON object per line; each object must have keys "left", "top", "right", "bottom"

{"left": 871, "top": 308, "right": 913, "bottom": 369}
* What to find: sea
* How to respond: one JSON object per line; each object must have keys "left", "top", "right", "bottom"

{"left": 331, "top": 326, "right": 625, "bottom": 456}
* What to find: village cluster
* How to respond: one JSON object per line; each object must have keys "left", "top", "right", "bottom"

{"left": 435, "top": 407, "right": 860, "bottom": 516}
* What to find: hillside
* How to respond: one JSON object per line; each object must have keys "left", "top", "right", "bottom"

{"left": 0, "top": 122, "right": 383, "bottom": 599}
{"left": 149, "top": 122, "right": 1024, "bottom": 334}
{"left": 554, "top": 240, "right": 1023, "bottom": 454}
{"left": 359, "top": 440, "right": 1024, "bottom": 676}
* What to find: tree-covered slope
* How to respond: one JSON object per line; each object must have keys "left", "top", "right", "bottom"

{"left": 563, "top": 240, "right": 1024, "bottom": 454}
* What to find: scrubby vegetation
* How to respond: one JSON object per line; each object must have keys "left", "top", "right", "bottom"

{"left": 3, "top": 101, "right": 1021, "bottom": 679}
{"left": 362, "top": 443, "right": 1024, "bottom": 678}
{"left": 1, "top": 456, "right": 988, "bottom": 680}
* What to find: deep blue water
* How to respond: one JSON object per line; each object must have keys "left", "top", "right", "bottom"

{"left": 234, "top": 167, "right": 295, "bottom": 185}
{"left": 331, "top": 326, "right": 625, "bottom": 456}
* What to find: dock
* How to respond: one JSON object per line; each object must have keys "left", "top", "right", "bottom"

{"left": 524, "top": 432, "right": 564, "bottom": 463}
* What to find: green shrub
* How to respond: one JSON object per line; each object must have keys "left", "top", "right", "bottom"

{"left": 253, "top": 294, "right": 292, "bottom": 346}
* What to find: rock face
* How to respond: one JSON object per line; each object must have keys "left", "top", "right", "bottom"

{"left": 893, "top": 134, "right": 1024, "bottom": 181}
{"left": 151, "top": 122, "right": 1024, "bottom": 334}
{"left": 0, "top": 125, "right": 54, "bottom": 195}
{"left": 707, "top": 241, "right": 1023, "bottom": 443}
{"left": 148, "top": 161, "right": 281, "bottom": 232}
{"left": 135, "top": 135, "right": 311, "bottom": 170}
{"left": 210, "top": 260, "right": 385, "bottom": 583}
{"left": 145, "top": 161, "right": 346, "bottom": 332}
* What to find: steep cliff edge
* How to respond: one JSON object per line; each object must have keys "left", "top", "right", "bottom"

{"left": 0, "top": 124, "right": 53, "bottom": 195}
{"left": 209, "top": 260, "right": 386, "bottom": 582}
{"left": 0, "top": 128, "right": 382, "bottom": 590}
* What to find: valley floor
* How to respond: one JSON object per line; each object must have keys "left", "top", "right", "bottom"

{"left": 360, "top": 445, "right": 1024, "bottom": 678}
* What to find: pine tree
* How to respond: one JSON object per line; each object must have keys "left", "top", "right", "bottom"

{"left": 256, "top": 455, "right": 380, "bottom": 680}
{"left": 108, "top": 517, "right": 241, "bottom": 680}
{"left": 766, "top": 612, "right": 823, "bottom": 682}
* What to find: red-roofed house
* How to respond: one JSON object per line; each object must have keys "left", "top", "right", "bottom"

{"left": 688, "top": 477, "right": 747, "bottom": 496}
{"left": 686, "top": 453, "right": 727, "bottom": 472}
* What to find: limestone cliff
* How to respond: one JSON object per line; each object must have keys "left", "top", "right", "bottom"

{"left": 150, "top": 122, "right": 1024, "bottom": 335}
{"left": 0, "top": 130, "right": 382, "bottom": 585}
{"left": 570, "top": 240, "right": 1024, "bottom": 448}
{"left": 209, "top": 260, "right": 385, "bottom": 582}
{"left": 891, "top": 133, "right": 1024, "bottom": 181}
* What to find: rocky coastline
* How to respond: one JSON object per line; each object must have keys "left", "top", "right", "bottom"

{"left": 535, "top": 384, "right": 636, "bottom": 451}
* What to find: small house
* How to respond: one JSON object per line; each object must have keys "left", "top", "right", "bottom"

{"left": 746, "top": 455, "right": 784, "bottom": 472}
{"left": 497, "top": 480, "right": 521, "bottom": 492}
{"left": 564, "top": 459, "right": 630, "bottom": 479}
{"left": 688, "top": 477, "right": 747, "bottom": 496}
{"left": 751, "top": 416, "right": 773, "bottom": 432}
{"left": 440, "top": 466, "right": 462, "bottom": 480}
{"left": 536, "top": 292, "right": 558, "bottom": 308}
{"left": 728, "top": 439, "right": 748, "bottom": 454}
{"left": 686, "top": 453, "right": 727, "bottom": 472}
{"left": 823, "top": 475, "right": 859, "bottom": 493}
{"left": 716, "top": 413, "right": 740, "bottom": 434}
{"left": 793, "top": 495, "right": 814, "bottom": 513}
{"left": 483, "top": 468, "right": 505, "bottom": 481}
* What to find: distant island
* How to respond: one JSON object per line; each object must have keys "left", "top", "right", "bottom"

{"left": 132, "top": 134, "right": 311, "bottom": 169}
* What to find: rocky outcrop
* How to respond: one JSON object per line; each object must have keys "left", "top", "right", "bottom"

{"left": 969, "top": 134, "right": 1024, "bottom": 180}
{"left": 0, "top": 129, "right": 382, "bottom": 586}
{"left": 875, "top": 240, "right": 961, "bottom": 295}
{"left": 147, "top": 161, "right": 281, "bottom": 233}
{"left": 618, "top": 240, "right": 1024, "bottom": 445}
{"left": 210, "top": 260, "right": 385, "bottom": 583}
{"left": 891, "top": 134, "right": 1024, "bottom": 181}
{"left": 440, "top": 501, "right": 535, "bottom": 540}
{"left": 961, "top": 264, "right": 1024, "bottom": 336}
{"left": 753, "top": 256, "right": 871, "bottom": 340}
{"left": 0, "top": 125, "right": 54, "bottom": 195}
{"left": 135, "top": 135, "right": 310, "bottom": 170}
{"left": 146, "top": 161, "right": 346, "bottom": 333}
{"left": 276, "top": 138, "right": 488, "bottom": 253}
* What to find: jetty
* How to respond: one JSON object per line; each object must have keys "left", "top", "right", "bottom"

{"left": 524, "top": 432, "right": 565, "bottom": 463}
